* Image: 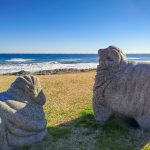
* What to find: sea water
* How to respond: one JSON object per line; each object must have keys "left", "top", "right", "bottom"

{"left": 0, "top": 54, "right": 150, "bottom": 74}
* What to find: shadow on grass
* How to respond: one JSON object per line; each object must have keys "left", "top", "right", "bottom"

{"left": 23, "top": 112, "right": 150, "bottom": 150}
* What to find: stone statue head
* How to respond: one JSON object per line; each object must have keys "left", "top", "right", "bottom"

{"left": 8, "top": 75, "right": 46, "bottom": 106}
{"left": 98, "top": 46, "right": 127, "bottom": 69}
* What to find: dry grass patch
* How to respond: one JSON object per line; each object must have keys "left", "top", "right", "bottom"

{"left": 0, "top": 71, "right": 150, "bottom": 150}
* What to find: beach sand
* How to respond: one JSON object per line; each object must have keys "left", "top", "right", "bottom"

{"left": 0, "top": 71, "right": 150, "bottom": 150}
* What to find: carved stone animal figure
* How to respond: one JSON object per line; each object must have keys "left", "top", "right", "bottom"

{"left": 93, "top": 45, "right": 150, "bottom": 129}
{"left": 0, "top": 75, "right": 47, "bottom": 150}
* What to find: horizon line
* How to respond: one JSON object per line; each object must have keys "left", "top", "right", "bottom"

{"left": 0, "top": 52, "right": 150, "bottom": 54}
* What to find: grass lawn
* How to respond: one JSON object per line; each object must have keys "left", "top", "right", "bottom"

{"left": 0, "top": 71, "right": 150, "bottom": 150}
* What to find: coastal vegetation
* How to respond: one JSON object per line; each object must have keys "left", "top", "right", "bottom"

{"left": 0, "top": 71, "right": 150, "bottom": 150}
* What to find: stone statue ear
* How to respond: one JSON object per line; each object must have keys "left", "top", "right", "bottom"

{"left": 98, "top": 49, "right": 121, "bottom": 68}
{"left": 10, "top": 75, "right": 46, "bottom": 106}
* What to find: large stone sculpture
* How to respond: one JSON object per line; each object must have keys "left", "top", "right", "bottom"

{"left": 0, "top": 75, "right": 47, "bottom": 150}
{"left": 93, "top": 45, "right": 150, "bottom": 129}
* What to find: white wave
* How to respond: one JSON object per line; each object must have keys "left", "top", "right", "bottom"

{"left": 47, "top": 61, "right": 61, "bottom": 64}
{"left": 128, "top": 57, "right": 141, "bottom": 60}
{"left": 5, "top": 58, "right": 33, "bottom": 62}
{"left": 0, "top": 62, "right": 98, "bottom": 74}
{"left": 59, "top": 58, "right": 81, "bottom": 62}
{"left": 2, "top": 59, "right": 150, "bottom": 74}
{"left": 135, "top": 60, "right": 150, "bottom": 63}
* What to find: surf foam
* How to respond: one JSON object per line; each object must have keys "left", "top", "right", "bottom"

{"left": 0, "top": 62, "right": 98, "bottom": 74}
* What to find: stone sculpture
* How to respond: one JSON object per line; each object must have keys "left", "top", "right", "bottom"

{"left": 93, "top": 45, "right": 150, "bottom": 129}
{"left": 0, "top": 75, "right": 47, "bottom": 150}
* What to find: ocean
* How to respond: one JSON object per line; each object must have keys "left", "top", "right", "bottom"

{"left": 0, "top": 54, "right": 150, "bottom": 74}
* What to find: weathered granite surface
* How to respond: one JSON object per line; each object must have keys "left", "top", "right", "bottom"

{"left": 93, "top": 45, "right": 150, "bottom": 129}
{"left": 0, "top": 75, "right": 47, "bottom": 150}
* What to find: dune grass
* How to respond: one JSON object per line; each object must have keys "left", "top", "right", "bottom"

{"left": 0, "top": 71, "right": 150, "bottom": 150}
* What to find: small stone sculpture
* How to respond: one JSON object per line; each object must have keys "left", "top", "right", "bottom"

{"left": 0, "top": 75, "right": 47, "bottom": 150}
{"left": 93, "top": 45, "right": 150, "bottom": 129}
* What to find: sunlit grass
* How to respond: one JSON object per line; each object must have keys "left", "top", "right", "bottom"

{"left": 0, "top": 71, "right": 150, "bottom": 150}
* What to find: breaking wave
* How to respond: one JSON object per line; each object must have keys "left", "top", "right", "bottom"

{"left": 5, "top": 58, "right": 34, "bottom": 62}
{"left": 0, "top": 62, "right": 98, "bottom": 74}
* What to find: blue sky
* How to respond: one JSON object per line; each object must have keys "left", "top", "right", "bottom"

{"left": 0, "top": 0, "right": 150, "bottom": 53}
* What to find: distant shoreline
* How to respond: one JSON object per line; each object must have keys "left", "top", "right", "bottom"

{"left": 1, "top": 68, "right": 96, "bottom": 76}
